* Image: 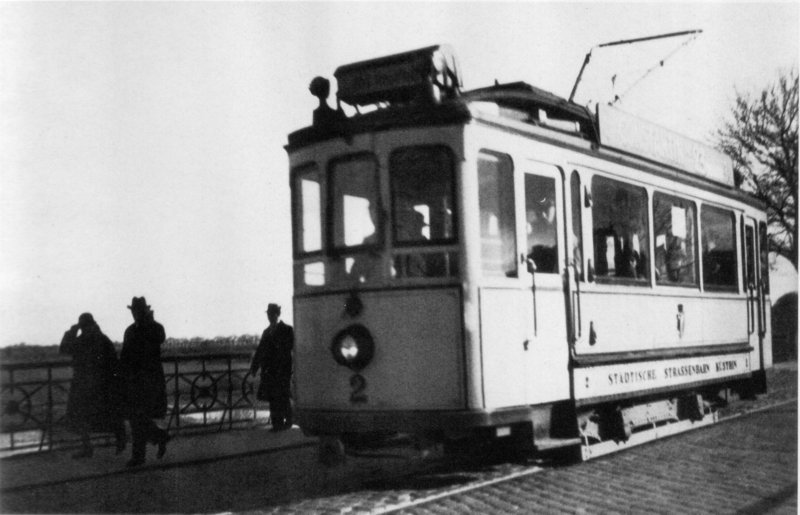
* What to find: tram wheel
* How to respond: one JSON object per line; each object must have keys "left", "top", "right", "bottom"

{"left": 318, "top": 436, "right": 346, "bottom": 466}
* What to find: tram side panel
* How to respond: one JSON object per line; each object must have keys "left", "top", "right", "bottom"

{"left": 575, "top": 291, "right": 748, "bottom": 352}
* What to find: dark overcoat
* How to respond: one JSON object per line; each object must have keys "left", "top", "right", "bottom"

{"left": 60, "top": 327, "right": 124, "bottom": 433}
{"left": 251, "top": 321, "right": 294, "bottom": 401}
{"left": 120, "top": 319, "right": 167, "bottom": 418}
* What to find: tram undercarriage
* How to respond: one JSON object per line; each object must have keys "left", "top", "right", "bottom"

{"left": 308, "top": 373, "right": 765, "bottom": 466}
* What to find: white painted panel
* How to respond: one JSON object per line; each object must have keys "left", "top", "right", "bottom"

{"left": 480, "top": 288, "right": 528, "bottom": 408}
{"left": 576, "top": 290, "right": 748, "bottom": 354}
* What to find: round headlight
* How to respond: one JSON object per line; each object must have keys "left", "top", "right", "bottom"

{"left": 331, "top": 324, "right": 375, "bottom": 371}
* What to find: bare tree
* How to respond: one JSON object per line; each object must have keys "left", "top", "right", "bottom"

{"left": 717, "top": 69, "right": 798, "bottom": 270}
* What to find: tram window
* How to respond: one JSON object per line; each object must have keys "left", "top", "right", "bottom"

{"left": 653, "top": 193, "right": 697, "bottom": 286}
{"left": 745, "top": 224, "right": 756, "bottom": 288}
{"left": 525, "top": 174, "right": 558, "bottom": 274}
{"left": 570, "top": 171, "right": 584, "bottom": 279}
{"left": 478, "top": 151, "right": 517, "bottom": 277}
{"left": 390, "top": 146, "right": 456, "bottom": 245}
{"left": 591, "top": 176, "right": 649, "bottom": 282}
{"left": 330, "top": 155, "right": 380, "bottom": 249}
{"left": 330, "top": 155, "right": 381, "bottom": 283}
{"left": 759, "top": 222, "right": 770, "bottom": 294}
{"left": 291, "top": 164, "right": 322, "bottom": 255}
{"left": 700, "top": 206, "right": 738, "bottom": 290}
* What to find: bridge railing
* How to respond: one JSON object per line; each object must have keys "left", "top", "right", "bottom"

{"left": 0, "top": 353, "right": 267, "bottom": 455}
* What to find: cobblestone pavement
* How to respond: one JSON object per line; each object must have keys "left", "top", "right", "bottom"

{"left": 0, "top": 364, "right": 794, "bottom": 514}
{"left": 394, "top": 401, "right": 796, "bottom": 515}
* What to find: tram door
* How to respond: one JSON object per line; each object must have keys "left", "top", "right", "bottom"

{"left": 521, "top": 165, "right": 570, "bottom": 404}
{"left": 744, "top": 217, "right": 762, "bottom": 367}
{"left": 478, "top": 154, "right": 570, "bottom": 409}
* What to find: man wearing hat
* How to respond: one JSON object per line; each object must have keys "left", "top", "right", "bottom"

{"left": 119, "top": 296, "right": 170, "bottom": 466}
{"left": 250, "top": 303, "right": 294, "bottom": 431}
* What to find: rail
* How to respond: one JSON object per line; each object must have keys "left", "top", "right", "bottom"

{"left": 0, "top": 353, "right": 266, "bottom": 455}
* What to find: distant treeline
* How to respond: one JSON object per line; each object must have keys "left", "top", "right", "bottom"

{"left": 0, "top": 335, "right": 259, "bottom": 364}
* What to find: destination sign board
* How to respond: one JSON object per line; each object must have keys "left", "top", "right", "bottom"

{"left": 598, "top": 104, "right": 734, "bottom": 187}
{"left": 573, "top": 352, "right": 751, "bottom": 400}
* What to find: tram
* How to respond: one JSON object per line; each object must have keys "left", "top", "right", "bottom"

{"left": 286, "top": 45, "right": 771, "bottom": 462}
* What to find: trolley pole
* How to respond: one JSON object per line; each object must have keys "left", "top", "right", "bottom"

{"left": 568, "top": 29, "right": 702, "bottom": 103}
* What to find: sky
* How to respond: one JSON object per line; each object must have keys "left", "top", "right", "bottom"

{"left": 1, "top": 2, "right": 798, "bottom": 347}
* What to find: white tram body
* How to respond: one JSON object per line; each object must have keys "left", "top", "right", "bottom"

{"left": 286, "top": 46, "right": 771, "bottom": 459}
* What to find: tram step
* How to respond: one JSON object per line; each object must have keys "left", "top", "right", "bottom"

{"left": 534, "top": 437, "right": 582, "bottom": 451}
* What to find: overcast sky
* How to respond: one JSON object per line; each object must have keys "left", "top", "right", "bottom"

{"left": 1, "top": 2, "right": 797, "bottom": 346}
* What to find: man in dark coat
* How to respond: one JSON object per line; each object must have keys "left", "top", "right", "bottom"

{"left": 60, "top": 313, "right": 126, "bottom": 458}
{"left": 250, "top": 303, "right": 294, "bottom": 431}
{"left": 120, "top": 296, "right": 169, "bottom": 466}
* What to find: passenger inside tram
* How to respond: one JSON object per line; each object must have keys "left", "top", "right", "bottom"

{"left": 526, "top": 190, "right": 558, "bottom": 273}
{"left": 395, "top": 209, "right": 429, "bottom": 277}
{"left": 348, "top": 201, "right": 382, "bottom": 283}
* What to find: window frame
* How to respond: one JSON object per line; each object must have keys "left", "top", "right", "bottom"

{"left": 477, "top": 149, "right": 518, "bottom": 278}
{"left": 388, "top": 145, "right": 459, "bottom": 248}
{"left": 652, "top": 191, "right": 699, "bottom": 288}
{"left": 290, "top": 162, "right": 323, "bottom": 259}
{"left": 589, "top": 174, "right": 651, "bottom": 286}
{"left": 326, "top": 152, "right": 383, "bottom": 256}
{"left": 700, "top": 204, "right": 739, "bottom": 292}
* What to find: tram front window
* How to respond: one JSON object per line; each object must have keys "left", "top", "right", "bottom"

{"left": 330, "top": 155, "right": 382, "bottom": 283}
{"left": 390, "top": 146, "right": 457, "bottom": 279}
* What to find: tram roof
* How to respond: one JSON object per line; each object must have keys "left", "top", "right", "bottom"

{"left": 286, "top": 80, "right": 597, "bottom": 150}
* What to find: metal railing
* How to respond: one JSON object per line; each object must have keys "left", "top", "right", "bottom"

{"left": 0, "top": 353, "right": 266, "bottom": 455}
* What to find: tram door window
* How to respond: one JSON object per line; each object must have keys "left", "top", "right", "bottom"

{"left": 570, "top": 171, "right": 583, "bottom": 279}
{"left": 759, "top": 222, "right": 770, "bottom": 294}
{"left": 389, "top": 146, "right": 456, "bottom": 278}
{"left": 478, "top": 151, "right": 517, "bottom": 277}
{"left": 330, "top": 155, "right": 382, "bottom": 283}
{"left": 525, "top": 174, "right": 558, "bottom": 273}
{"left": 745, "top": 224, "right": 756, "bottom": 289}
{"left": 590, "top": 176, "right": 649, "bottom": 282}
{"left": 700, "top": 206, "right": 738, "bottom": 290}
{"left": 653, "top": 193, "right": 697, "bottom": 286}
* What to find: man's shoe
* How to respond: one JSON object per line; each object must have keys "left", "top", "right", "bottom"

{"left": 157, "top": 434, "right": 170, "bottom": 459}
{"left": 126, "top": 458, "right": 145, "bottom": 467}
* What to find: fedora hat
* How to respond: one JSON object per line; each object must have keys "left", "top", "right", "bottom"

{"left": 266, "top": 303, "right": 281, "bottom": 314}
{"left": 128, "top": 296, "right": 150, "bottom": 311}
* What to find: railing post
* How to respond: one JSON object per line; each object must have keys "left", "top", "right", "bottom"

{"left": 47, "top": 365, "right": 53, "bottom": 452}
{"left": 227, "top": 356, "right": 233, "bottom": 431}
{"left": 173, "top": 360, "right": 180, "bottom": 432}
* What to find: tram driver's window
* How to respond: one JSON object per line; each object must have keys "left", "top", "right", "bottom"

{"left": 389, "top": 146, "right": 456, "bottom": 278}
{"left": 525, "top": 174, "right": 558, "bottom": 273}
{"left": 591, "top": 176, "right": 649, "bottom": 282}
{"left": 479, "top": 151, "right": 517, "bottom": 277}
{"left": 292, "top": 164, "right": 322, "bottom": 255}
{"left": 701, "top": 206, "right": 738, "bottom": 290}
{"left": 653, "top": 193, "right": 697, "bottom": 286}
{"left": 330, "top": 155, "right": 381, "bottom": 283}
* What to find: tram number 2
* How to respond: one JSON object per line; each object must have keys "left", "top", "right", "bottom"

{"left": 349, "top": 373, "right": 368, "bottom": 403}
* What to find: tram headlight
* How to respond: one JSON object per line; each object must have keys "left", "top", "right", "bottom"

{"left": 331, "top": 324, "right": 375, "bottom": 371}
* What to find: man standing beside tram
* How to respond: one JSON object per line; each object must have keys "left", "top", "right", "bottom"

{"left": 250, "top": 303, "right": 295, "bottom": 431}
